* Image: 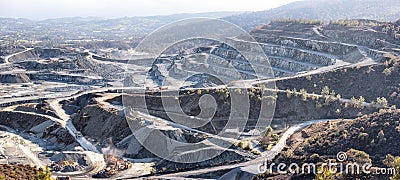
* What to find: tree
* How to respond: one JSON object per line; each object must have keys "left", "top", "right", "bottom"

{"left": 35, "top": 166, "right": 53, "bottom": 180}
{"left": 350, "top": 97, "right": 357, "bottom": 107}
{"left": 358, "top": 96, "right": 365, "bottom": 108}
{"left": 321, "top": 86, "right": 330, "bottom": 97}
{"left": 300, "top": 88, "right": 308, "bottom": 101}
{"left": 378, "top": 130, "right": 385, "bottom": 143}
{"left": 286, "top": 89, "right": 292, "bottom": 98}
{"left": 376, "top": 97, "right": 389, "bottom": 108}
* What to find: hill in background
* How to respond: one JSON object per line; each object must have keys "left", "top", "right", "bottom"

{"left": 224, "top": 0, "right": 400, "bottom": 30}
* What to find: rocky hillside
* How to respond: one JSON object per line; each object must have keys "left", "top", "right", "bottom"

{"left": 148, "top": 19, "right": 398, "bottom": 88}
{"left": 224, "top": 0, "right": 400, "bottom": 30}
{"left": 265, "top": 109, "right": 400, "bottom": 179}
{"left": 0, "top": 164, "right": 52, "bottom": 180}
{"left": 274, "top": 54, "right": 400, "bottom": 108}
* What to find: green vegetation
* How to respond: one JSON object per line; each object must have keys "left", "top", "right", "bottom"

{"left": 321, "top": 86, "right": 330, "bottom": 97}
{"left": 315, "top": 165, "right": 335, "bottom": 180}
{"left": 286, "top": 89, "right": 292, "bottom": 98}
{"left": 259, "top": 127, "right": 280, "bottom": 151}
{"left": 236, "top": 140, "right": 253, "bottom": 151}
{"left": 382, "top": 54, "right": 400, "bottom": 76}
{"left": 292, "top": 88, "right": 298, "bottom": 97}
{"left": 329, "top": 19, "right": 382, "bottom": 27}
{"left": 300, "top": 88, "right": 308, "bottom": 101}
{"left": 320, "top": 86, "right": 338, "bottom": 105}
{"left": 383, "top": 155, "right": 400, "bottom": 180}
{"left": 271, "top": 18, "right": 324, "bottom": 25}
{"left": 345, "top": 148, "right": 372, "bottom": 164}
{"left": 35, "top": 166, "right": 53, "bottom": 180}
{"left": 0, "top": 164, "right": 54, "bottom": 180}
{"left": 347, "top": 96, "right": 367, "bottom": 109}
{"left": 372, "top": 97, "right": 389, "bottom": 108}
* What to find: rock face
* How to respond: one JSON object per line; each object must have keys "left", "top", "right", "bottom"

{"left": 17, "top": 60, "right": 80, "bottom": 70}
{"left": 0, "top": 111, "right": 47, "bottom": 129}
{"left": 146, "top": 21, "right": 396, "bottom": 88}
{"left": 72, "top": 105, "right": 131, "bottom": 145}
{"left": 28, "top": 72, "right": 103, "bottom": 85}
{"left": 7, "top": 48, "right": 64, "bottom": 62}
{"left": 321, "top": 22, "right": 400, "bottom": 50}
{"left": 250, "top": 34, "right": 358, "bottom": 56}
{"left": 0, "top": 73, "right": 30, "bottom": 83}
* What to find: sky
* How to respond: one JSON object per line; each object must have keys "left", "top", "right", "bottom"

{"left": 0, "top": 0, "right": 299, "bottom": 20}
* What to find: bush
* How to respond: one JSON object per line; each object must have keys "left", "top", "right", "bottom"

{"left": 237, "top": 140, "right": 253, "bottom": 150}
{"left": 316, "top": 166, "right": 334, "bottom": 180}
{"left": 35, "top": 166, "right": 52, "bottom": 180}
{"left": 330, "top": 19, "right": 380, "bottom": 27}
{"left": 271, "top": 18, "right": 324, "bottom": 25}
{"left": 383, "top": 155, "right": 400, "bottom": 180}
{"left": 310, "top": 153, "right": 320, "bottom": 162}
{"left": 346, "top": 149, "right": 372, "bottom": 164}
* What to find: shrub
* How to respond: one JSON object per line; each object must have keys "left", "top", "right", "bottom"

{"left": 237, "top": 140, "right": 253, "bottom": 150}
{"left": 316, "top": 166, "right": 334, "bottom": 180}
{"left": 271, "top": 18, "right": 324, "bottom": 25}
{"left": 310, "top": 153, "right": 320, "bottom": 162}
{"left": 383, "top": 155, "right": 400, "bottom": 180}
{"left": 346, "top": 149, "right": 372, "bottom": 164}
{"left": 35, "top": 166, "right": 53, "bottom": 180}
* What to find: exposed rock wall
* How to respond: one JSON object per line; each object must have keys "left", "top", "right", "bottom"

{"left": 72, "top": 105, "right": 131, "bottom": 144}
{"left": 0, "top": 111, "right": 48, "bottom": 130}
{"left": 0, "top": 73, "right": 30, "bottom": 83}
{"left": 322, "top": 26, "right": 399, "bottom": 50}
{"left": 251, "top": 33, "right": 359, "bottom": 57}
{"left": 17, "top": 60, "right": 80, "bottom": 70}
{"left": 8, "top": 48, "right": 64, "bottom": 62}
{"left": 28, "top": 73, "right": 103, "bottom": 85}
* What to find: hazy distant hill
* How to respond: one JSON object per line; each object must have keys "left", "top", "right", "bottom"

{"left": 224, "top": 0, "right": 400, "bottom": 30}
{"left": 0, "top": 11, "right": 241, "bottom": 38}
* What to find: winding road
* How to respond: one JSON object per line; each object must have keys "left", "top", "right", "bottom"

{"left": 144, "top": 119, "right": 340, "bottom": 179}
{"left": 3, "top": 48, "right": 34, "bottom": 64}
